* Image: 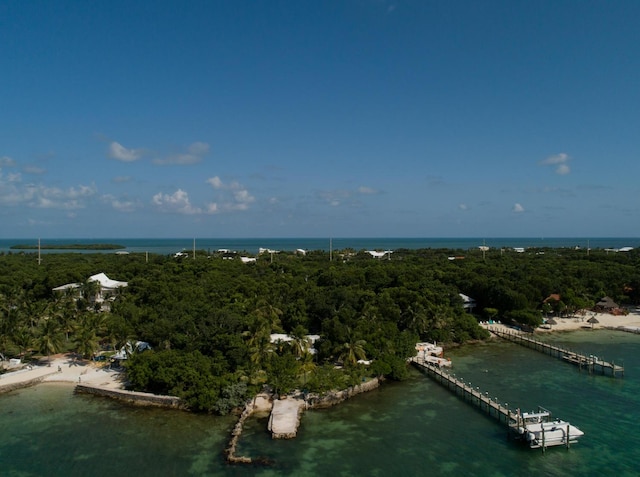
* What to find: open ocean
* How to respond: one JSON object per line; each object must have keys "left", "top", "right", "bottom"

{"left": 1, "top": 330, "right": 639, "bottom": 476}
{"left": 0, "top": 237, "right": 638, "bottom": 255}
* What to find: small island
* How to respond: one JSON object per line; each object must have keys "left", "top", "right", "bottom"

{"left": 10, "top": 243, "right": 126, "bottom": 250}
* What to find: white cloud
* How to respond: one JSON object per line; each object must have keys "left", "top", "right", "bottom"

{"left": 111, "top": 199, "right": 138, "bottom": 212}
{"left": 317, "top": 189, "right": 349, "bottom": 207}
{"left": 0, "top": 156, "right": 16, "bottom": 167}
{"left": 102, "top": 194, "right": 140, "bottom": 212}
{"left": 154, "top": 142, "right": 210, "bottom": 165}
{"left": 206, "top": 176, "right": 224, "bottom": 189}
{"left": 540, "top": 153, "right": 568, "bottom": 165}
{"left": 233, "top": 189, "right": 255, "bottom": 206}
{"left": 15, "top": 183, "right": 97, "bottom": 209}
{"left": 6, "top": 172, "right": 21, "bottom": 183}
{"left": 317, "top": 185, "right": 381, "bottom": 208}
{"left": 151, "top": 178, "right": 254, "bottom": 216}
{"left": 152, "top": 189, "right": 202, "bottom": 215}
{"left": 109, "top": 141, "right": 144, "bottom": 162}
{"left": 540, "top": 153, "right": 571, "bottom": 175}
{"left": 205, "top": 202, "right": 219, "bottom": 214}
{"left": 357, "top": 186, "right": 378, "bottom": 195}
{"left": 205, "top": 176, "right": 254, "bottom": 212}
{"left": 512, "top": 203, "right": 525, "bottom": 213}
{"left": 0, "top": 167, "right": 98, "bottom": 209}
{"left": 188, "top": 142, "right": 210, "bottom": 155}
{"left": 458, "top": 203, "right": 469, "bottom": 211}
{"left": 23, "top": 165, "right": 46, "bottom": 174}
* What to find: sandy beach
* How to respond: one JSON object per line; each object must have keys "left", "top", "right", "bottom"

{"left": 535, "top": 310, "right": 640, "bottom": 333}
{"left": 482, "top": 309, "right": 640, "bottom": 333}
{"left": 0, "top": 353, "right": 125, "bottom": 393}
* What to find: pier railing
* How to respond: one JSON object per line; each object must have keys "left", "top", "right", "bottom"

{"left": 411, "top": 357, "right": 516, "bottom": 425}
{"left": 410, "top": 357, "right": 577, "bottom": 450}
{"left": 487, "top": 326, "right": 624, "bottom": 378}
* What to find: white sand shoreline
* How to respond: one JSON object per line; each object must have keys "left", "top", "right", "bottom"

{"left": 482, "top": 310, "right": 640, "bottom": 334}
{"left": 0, "top": 353, "right": 125, "bottom": 393}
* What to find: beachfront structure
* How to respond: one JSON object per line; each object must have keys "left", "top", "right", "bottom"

{"left": 53, "top": 272, "right": 128, "bottom": 310}
{"left": 595, "top": 296, "right": 620, "bottom": 313}
{"left": 270, "top": 333, "right": 321, "bottom": 354}
{"left": 111, "top": 341, "right": 152, "bottom": 361}
{"left": 459, "top": 293, "right": 476, "bottom": 313}
{"left": 367, "top": 250, "right": 393, "bottom": 259}
{"left": 415, "top": 342, "right": 451, "bottom": 367}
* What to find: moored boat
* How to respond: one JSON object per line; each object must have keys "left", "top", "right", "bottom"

{"left": 511, "top": 407, "right": 584, "bottom": 449}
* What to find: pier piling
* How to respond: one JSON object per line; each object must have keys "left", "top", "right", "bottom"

{"left": 487, "top": 327, "right": 624, "bottom": 378}
{"left": 410, "top": 358, "right": 582, "bottom": 450}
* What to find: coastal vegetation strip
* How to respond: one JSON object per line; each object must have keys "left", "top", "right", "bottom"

{"left": 10, "top": 243, "right": 126, "bottom": 250}
{"left": 0, "top": 246, "right": 639, "bottom": 417}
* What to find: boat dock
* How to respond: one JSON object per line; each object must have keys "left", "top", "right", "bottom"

{"left": 487, "top": 326, "right": 624, "bottom": 377}
{"left": 411, "top": 356, "right": 517, "bottom": 426}
{"left": 410, "top": 357, "right": 582, "bottom": 450}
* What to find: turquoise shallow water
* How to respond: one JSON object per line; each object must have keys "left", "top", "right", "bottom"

{"left": 1, "top": 330, "right": 639, "bottom": 476}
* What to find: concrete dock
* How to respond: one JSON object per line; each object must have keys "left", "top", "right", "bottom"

{"left": 268, "top": 398, "right": 306, "bottom": 439}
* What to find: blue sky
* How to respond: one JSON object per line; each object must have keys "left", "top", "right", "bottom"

{"left": 1, "top": 0, "right": 639, "bottom": 239}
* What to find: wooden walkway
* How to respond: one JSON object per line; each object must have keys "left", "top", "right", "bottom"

{"left": 410, "top": 357, "right": 577, "bottom": 450}
{"left": 487, "top": 327, "right": 624, "bottom": 377}
{"left": 411, "top": 357, "right": 517, "bottom": 426}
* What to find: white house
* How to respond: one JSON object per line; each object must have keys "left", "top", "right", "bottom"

{"left": 53, "top": 272, "right": 128, "bottom": 310}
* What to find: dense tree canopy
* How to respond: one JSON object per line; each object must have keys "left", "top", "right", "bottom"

{"left": 1, "top": 246, "right": 639, "bottom": 412}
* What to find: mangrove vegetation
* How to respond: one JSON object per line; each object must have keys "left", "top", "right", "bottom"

{"left": 1, "top": 246, "right": 639, "bottom": 413}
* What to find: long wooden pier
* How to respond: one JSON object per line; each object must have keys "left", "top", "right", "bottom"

{"left": 411, "top": 357, "right": 523, "bottom": 427}
{"left": 487, "top": 326, "right": 624, "bottom": 377}
{"left": 410, "top": 357, "right": 578, "bottom": 450}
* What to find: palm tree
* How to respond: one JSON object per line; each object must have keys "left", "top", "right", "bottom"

{"left": 339, "top": 328, "right": 367, "bottom": 366}
{"left": 105, "top": 314, "right": 133, "bottom": 355}
{"left": 74, "top": 325, "right": 100, "bottom": 360}
{"left": 0, "top": 292, "right": 21, "bottom": 357}
{"left": 298, "top": 351, "right": 316, "bottom": 388}
{"left": 289, "top": 325, "right": 311, "bottom": 358}
{"left": 12, "top": 326, "right": 34, "bottom": 358}
{"left": 252, "top": 299, "right": 284, "bottom": 333}
{"left": 248, "top": 331, "right": 273, "bottom": 369}
{"left": 402, "top": 304, "right": 429, "bottom": 337}
{"left": 54, "top": 291, "right": 78, "bottom": 343}
{"left": 26, "top": 299, "right": 49, "bottom": 331}
{"left": 36, "top": 318, "right": 63, "bottom": 365}
{"left": 79, "top": 279, "right": 101, "bottom": 310}
{"left": 73, "top": 312, "right": 106, "bottom": 359}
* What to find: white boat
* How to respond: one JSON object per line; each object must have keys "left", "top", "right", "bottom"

{"left": 511, "top": 408, "right": 584, "bottom": 448}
